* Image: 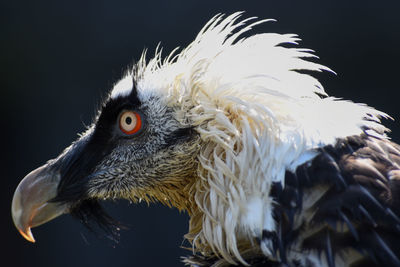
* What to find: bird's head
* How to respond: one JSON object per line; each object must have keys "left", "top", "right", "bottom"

{"left": 12, "top": 12, "right": 387, "bottom": 263}
{"left": 11, "top": 69, "right": 201, "bottom": 242}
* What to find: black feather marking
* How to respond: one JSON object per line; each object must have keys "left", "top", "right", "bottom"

{"left": 70, "top": 199, "right": 124, "bottom": 243}
{"left": 371, "top": 230, "right": 400, "bottom": 266}
{"left": 339, "top": 211, "right": 359, "bottom": 241}
{"left": 51, "top": 132, "right": 115, "bottom": 203}
{"left": 276, "top": 225, "right": 287, "bottom": 264}
{"left": 358, "top": 204, "right": 377, "bottom": 227}
{"left": 325, "top": 231, "right": 335, "bottom": 267}
{"left": 357, "top": 186, "right": 386, "bottom": 214}
{"left": 261, "top": 230, "right": 278, "bottom": 258}
{"left": 164, "top": 127, "right": 196, "bottom": 147}
{"left": 129, "top": 76, "right": 139, "bottom": 100}
{"left": 384, "top": 207, "right": 400, "bottom": 225}
{"left": 323, "top": 153, "right": 348, "bottom": 189}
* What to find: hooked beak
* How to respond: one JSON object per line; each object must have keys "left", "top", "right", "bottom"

{"left": 11, "top": 164, "right": 68, "bottom": 243}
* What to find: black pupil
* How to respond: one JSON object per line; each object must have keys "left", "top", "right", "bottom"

{"left": 125, "top": 116, "right": 132, "bottom": 125}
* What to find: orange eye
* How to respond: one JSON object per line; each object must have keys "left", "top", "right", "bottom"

{"left": 119, "top": 111, "right": 142, "bottom": 135}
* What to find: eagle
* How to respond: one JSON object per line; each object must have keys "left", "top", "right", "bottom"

{"left": 11, "top": 13, "right": 400, "bottom": 267}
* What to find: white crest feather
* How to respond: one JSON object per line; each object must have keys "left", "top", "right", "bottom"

{"left": 122, "top": 12, "right": 389, "bottom": 264}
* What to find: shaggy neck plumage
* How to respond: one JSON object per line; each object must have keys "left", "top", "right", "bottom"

{"left": 131, "top": 12, "right": 389, "bottom": 264}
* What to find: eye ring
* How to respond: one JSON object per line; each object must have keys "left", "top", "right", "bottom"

{"left": 119, "top": 110, "right": 142, "bottom": 135}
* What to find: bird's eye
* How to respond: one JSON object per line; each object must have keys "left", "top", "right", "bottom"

{"left": 119, "top": 111, "right": 142, "bottom": 135}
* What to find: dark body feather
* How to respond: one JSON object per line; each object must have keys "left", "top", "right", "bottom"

{"left": 186, "top": 134, "right": 400, "bottom": 266}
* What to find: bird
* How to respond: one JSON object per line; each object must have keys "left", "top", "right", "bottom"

{"left": 11, "top": 12, "right": 400, "bottom": 267}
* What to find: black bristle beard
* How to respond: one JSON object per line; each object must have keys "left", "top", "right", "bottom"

{"left": 69, "top": 199, "right": 123, "bottom": 243}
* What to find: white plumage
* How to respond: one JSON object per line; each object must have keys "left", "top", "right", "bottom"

{"left": 12, "top": 12, "right": 400, "bottom": 267}
{"left": 113, "top": 12, "right": 388, "bottom": 264}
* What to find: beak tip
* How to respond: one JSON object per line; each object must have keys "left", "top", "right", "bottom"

{"left": 18, "top": 227, "right": 36, "bottom": 243}
{"left": 12, "top": 164, "right": 65, "bottom": 244}
{"left": 12, "top": 180, "right": 35, "bottom": 243}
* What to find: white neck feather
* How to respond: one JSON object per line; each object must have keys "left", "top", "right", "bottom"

{"left": 118, "top": 12, "right": 389, "bottom": 264}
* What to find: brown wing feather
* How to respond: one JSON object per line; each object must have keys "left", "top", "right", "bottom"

{"left": 185, "top": 135, "right": 400, "bottom": 266}
{"left": 285, "top": 135, "right": 400, "bottom": 266}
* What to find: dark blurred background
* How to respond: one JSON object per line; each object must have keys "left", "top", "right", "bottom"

{"left": 1, "top": 1, "right": 400, "bottom": 266}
